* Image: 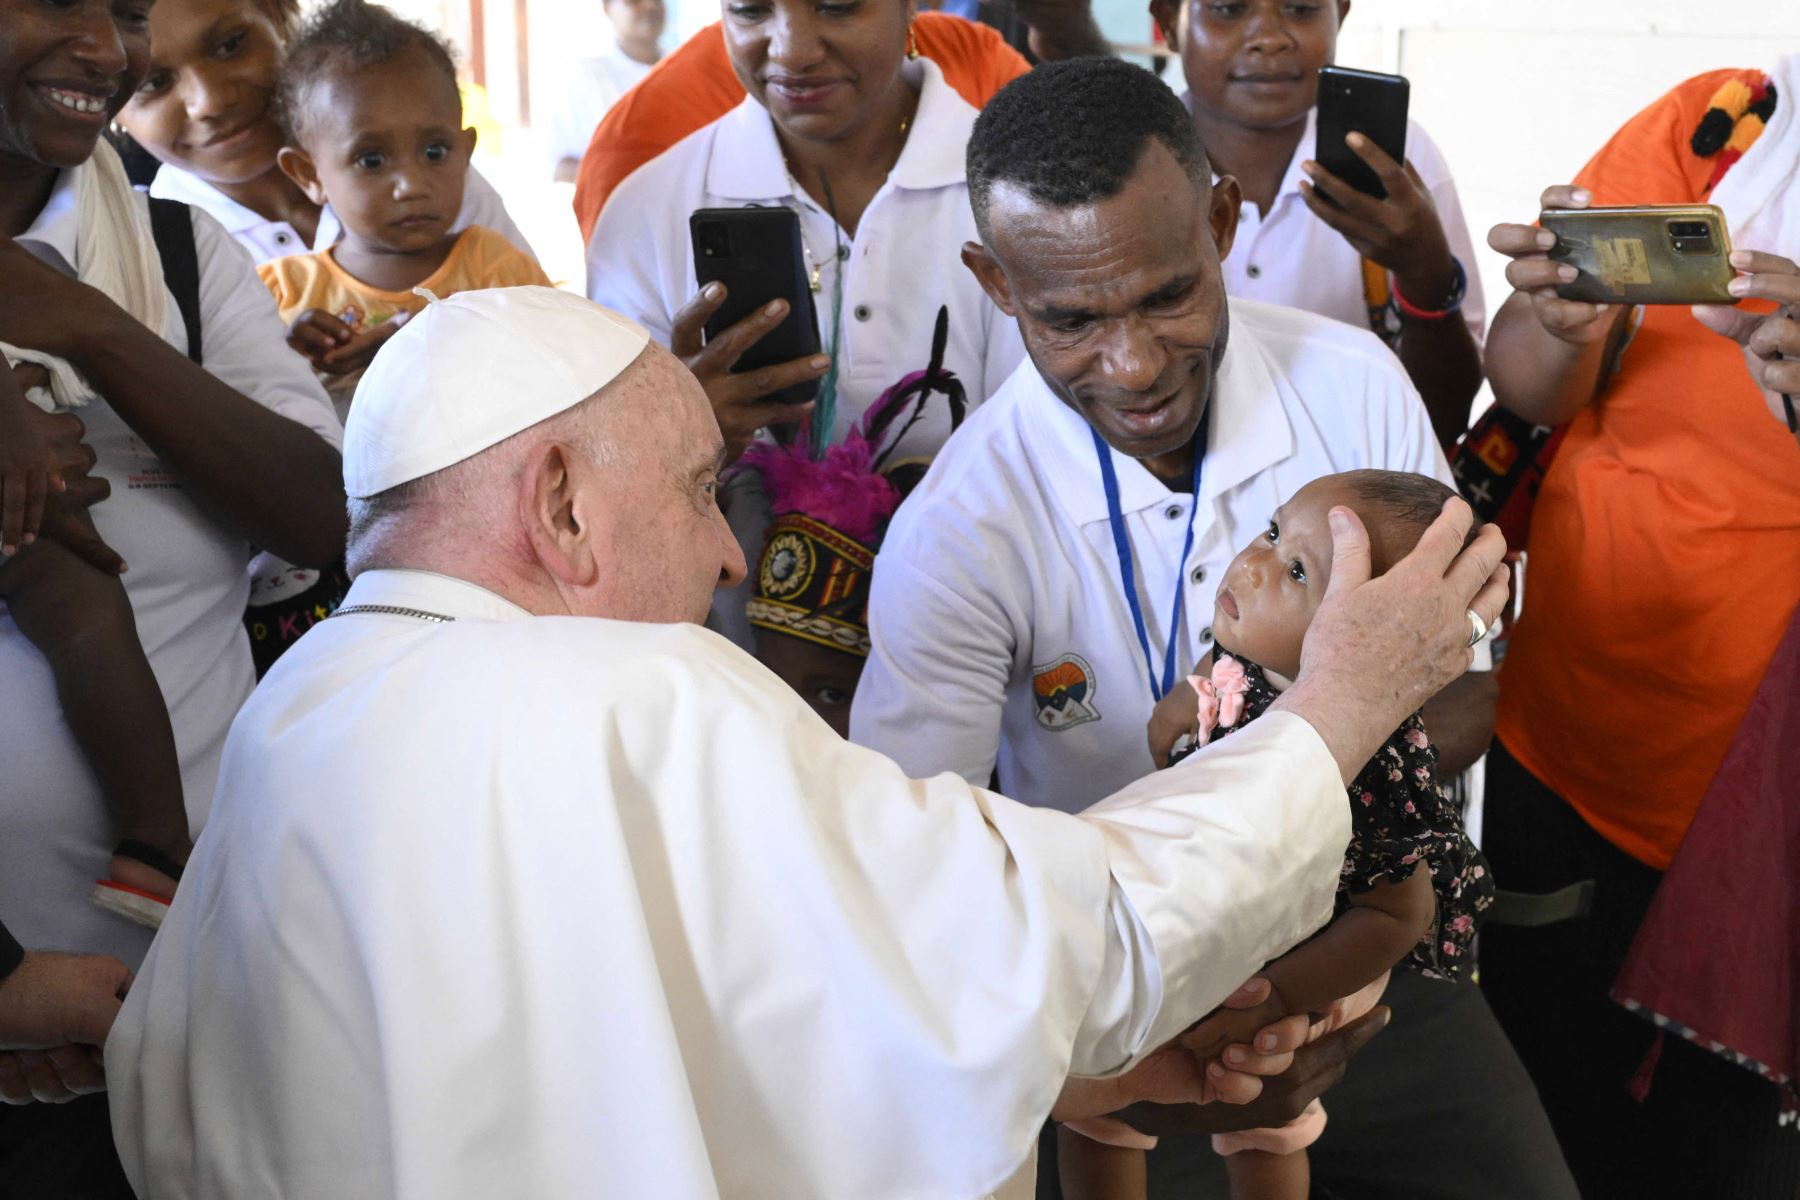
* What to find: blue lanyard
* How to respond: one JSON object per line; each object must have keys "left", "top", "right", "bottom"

{"left": 1091, "top": 418, "right": 1210, "bottom": 702}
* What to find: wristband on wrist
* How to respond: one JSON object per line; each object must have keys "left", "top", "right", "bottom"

{"left": 1392, "top": 256, "right": 1467, "bottom": 321}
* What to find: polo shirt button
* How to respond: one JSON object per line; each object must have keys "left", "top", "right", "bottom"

{"left": 1201, "top": 626, "right": 1214, "bottom": 642}
{"left": 1190, "top": 565, "right": 1206, "bottom": 584}
{"left": 275, "top": 232, "right": 290, "bottom": 244}
{"left": 853, "top": 304, "right": 873, "bottom": 322}
{"left": 1163, "top": 504, "right": 1183, "bottom": 520}
{"left": 1246, "top": 264, "right": 1262, "bottom": 279}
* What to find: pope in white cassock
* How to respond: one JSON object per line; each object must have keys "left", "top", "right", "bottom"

{"left": 106, "top": 287, "right": 1507, "bottom": 1199}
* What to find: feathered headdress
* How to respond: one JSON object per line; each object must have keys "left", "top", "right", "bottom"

{"left": 740, "top": 307, "right": 967, "bottom": 657}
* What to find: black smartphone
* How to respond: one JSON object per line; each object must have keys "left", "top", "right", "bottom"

{"left": 1314, "top": 66, "right": 1409, "bottom": 201}
{"left": 689, "top": 207, "right": 822, "bottom": 409}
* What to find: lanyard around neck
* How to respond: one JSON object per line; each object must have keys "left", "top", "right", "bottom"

{"left": 1091, "top": 416, "right": 1210, "bottom": 702}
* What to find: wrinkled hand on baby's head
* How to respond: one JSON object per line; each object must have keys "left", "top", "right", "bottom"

{"left": 1209, "top": 469, "right": 1472, "bottom": 680}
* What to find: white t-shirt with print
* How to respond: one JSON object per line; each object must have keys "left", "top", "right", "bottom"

{"left": 1, "top": 174, "right": 341, "bottom": 966}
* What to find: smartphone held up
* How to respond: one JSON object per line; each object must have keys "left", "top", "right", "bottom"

{"left": 1315, "top": 66, "right": 1410, "bottom": 201}
{"left": 1539, "top": 205, "right": 1737, "bottom": 305}
{"left": 690, "top": 206, "right": 823, "bottom": 409}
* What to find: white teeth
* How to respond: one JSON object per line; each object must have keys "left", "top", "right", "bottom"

{"left": 45, "top": 88, "right": 107, "bottom": 115}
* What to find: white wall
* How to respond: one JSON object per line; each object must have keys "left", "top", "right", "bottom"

{"left": 1320, "top": 0, "right": 1799, "bottom": 327}
{"left": 369, "top": 0, "right": 1800, "bottom": 299}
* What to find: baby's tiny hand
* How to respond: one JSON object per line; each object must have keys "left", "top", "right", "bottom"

{"left": 317, "top": 314, "right": 407, "bottom": 376}
{"left": 286, "top": 308, "right": 358, "bottom": 370}
{"left": 1147, "top": 676, "right": 1203, "bottom": 768}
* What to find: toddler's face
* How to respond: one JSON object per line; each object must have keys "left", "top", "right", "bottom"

{"left": 1211, "top": 474, "right": 1349, "bottom": 679}
{"left": 293, "top": 47, "right": 472, "bottom": 254}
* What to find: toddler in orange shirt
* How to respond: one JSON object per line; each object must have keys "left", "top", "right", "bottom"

{"left": 256, "top": 0, "right": 548, "bottom": 401}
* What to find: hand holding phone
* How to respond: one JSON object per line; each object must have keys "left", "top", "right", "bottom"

{"left": 670, "top": 284, "right": 830, "bottom": 465}
{"left": 1314, "top": 67, "right": 1409, "bottom": 201}
{"left": 1301, "top": 68, "right": 1457, "bottom": 308}
{"left": 1540, "top": 204, "right": 1735, "bottom": 305}
{"left": 1486, "top": 185, "right": 1626, "bottom": 350}
{"left": 677, "top": 207, "right": 831, "bottom": 461}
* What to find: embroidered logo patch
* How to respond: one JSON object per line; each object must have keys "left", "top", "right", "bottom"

{"left": 1032, "top": 653, "right": 1100, "bottom": 731}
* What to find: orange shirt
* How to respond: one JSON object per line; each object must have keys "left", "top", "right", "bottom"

{"left": 572, "top": 14, "right": 1030, "bottom": 242}
{"left": 1495, "top": 69, "right": 1800, "bottom": 869}
{"left": 257, "top": 225, "right": 552, "bottom": 329}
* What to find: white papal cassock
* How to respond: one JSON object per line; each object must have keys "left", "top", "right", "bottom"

{"left": 109, "top": 567, "right": 1348, "bottom": 1200}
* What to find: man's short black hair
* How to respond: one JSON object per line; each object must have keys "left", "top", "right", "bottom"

{"left": 276, "top": 0, "right": 461, "bottom": 146}
{"left": 966, "top": 56, "right": 1211, "bottom": 238}
{"left": 1339, "top": 469, "right": 1481, "bottom": 560}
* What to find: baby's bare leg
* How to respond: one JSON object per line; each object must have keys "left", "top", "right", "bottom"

{"left": 0, "top": 533, "right": 188, "bottom": 896}
{"left": 1057, "top": 1132, "right": 1146, "bottom": 1200}
{"left": 1225, "top": 1148, "right": 1309, "bottom": 1200}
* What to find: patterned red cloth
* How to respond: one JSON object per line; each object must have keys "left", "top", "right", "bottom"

{"left": 1611, "top": 601, "right": 1800, "bottom": 1122}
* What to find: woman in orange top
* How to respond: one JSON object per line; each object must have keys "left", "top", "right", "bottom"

{"left": 1481, "top": 65, "right": 1800, "bottom": 1197}
{"left": 571, "top": 7, "right": 1109, "bottom": 242}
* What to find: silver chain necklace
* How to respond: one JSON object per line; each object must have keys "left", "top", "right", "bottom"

{"left": 332, "top": 604, "right": 456, "bottom": 623}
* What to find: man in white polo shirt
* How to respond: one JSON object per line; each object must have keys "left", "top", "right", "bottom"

{"left": 851, "top": 59, "right": 1577, "bottom": 1199}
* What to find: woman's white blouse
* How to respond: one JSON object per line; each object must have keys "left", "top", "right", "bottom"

{"left": 1, "top": 172, "right": 341, "bottom": 967}
{"left": 586, "top": 57, "right": 1024, "bottom": 465}
{"left": 149, "top": 162, "right": 535, "bottom": 266}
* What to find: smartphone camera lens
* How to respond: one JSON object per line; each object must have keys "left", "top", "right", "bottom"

{"left": 697, "top": 221, "right": 731, "bottom": 260}
{"left": 1667, "top": 220, "right": 1715, "bottom": 255}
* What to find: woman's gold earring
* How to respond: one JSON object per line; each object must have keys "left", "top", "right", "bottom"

{"left": 907, "top": 24, "right": 919, "bottom": 59}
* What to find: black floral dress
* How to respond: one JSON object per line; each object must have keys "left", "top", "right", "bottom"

{"left": 1195, "top": 645, "right": 1495, "bottom": 980}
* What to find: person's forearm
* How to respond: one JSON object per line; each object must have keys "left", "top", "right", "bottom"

{"left": 1421, "top": 669, "right": 1496, "bottom": 777}
{"left": 1485, "top": 292, "right": 1617, "bottom": 427}
{"left": 1271, "top": 670, "right": 1397, "bottom": 786}
{"left": 1257, "top": 873, "right": 1433, "bottom": 1019}
{"left": 1075, "top": 714, "right": 1348, "bottom": 1074}
{"left": 72, "top": 311, "right": 347, "bottom": 567}
{"left": 1395, "top": 317, "right": 1483, "bottom": 450}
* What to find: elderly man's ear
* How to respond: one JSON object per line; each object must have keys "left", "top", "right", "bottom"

{"left": 518, "top": 442, "right": 600, "bottom": 588}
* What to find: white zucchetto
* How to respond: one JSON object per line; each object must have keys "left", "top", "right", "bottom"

{"left": 344, "top": 286, "right": 650, "bottom": 499}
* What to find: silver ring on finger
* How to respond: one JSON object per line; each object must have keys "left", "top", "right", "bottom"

{"left": 1466, "top": 608, "right": 1490, "bottom": 648}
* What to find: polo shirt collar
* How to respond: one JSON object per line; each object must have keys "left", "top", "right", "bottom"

{"left": 17, "top": 169, "right": 81, "bottom": 268}
{"left": 705, "top": 57, "right": 969, "bottom": 203}
{"left": 1022, "top": 298, "right": 1295, "bottom": 526}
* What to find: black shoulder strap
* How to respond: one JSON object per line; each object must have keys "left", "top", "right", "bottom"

{"left": 147, "top": 197, "right": 203, "bottom": 365}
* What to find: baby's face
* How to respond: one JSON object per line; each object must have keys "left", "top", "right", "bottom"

{"left": 294, "top": 48, "right": 472, "bottom": 254}
{"left": 1211, "top": 476, "right": 1349, "bottom": 679}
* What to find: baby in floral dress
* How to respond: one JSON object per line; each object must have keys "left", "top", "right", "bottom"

{"left": 1064, "top": 470, "right": 1495, "bottom": 1200}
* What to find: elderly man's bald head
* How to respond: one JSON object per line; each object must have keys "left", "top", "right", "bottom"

{"left": 347, "top": 342, "right": 746, "bottom": 624}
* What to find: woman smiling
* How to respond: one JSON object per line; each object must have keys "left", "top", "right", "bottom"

{"left": 115, "top": 0, "right": 529, "bottom": 265}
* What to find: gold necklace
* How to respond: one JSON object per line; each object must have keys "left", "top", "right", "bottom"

{"left": 781, "top": 99, "right": 916, "bottom": 292}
